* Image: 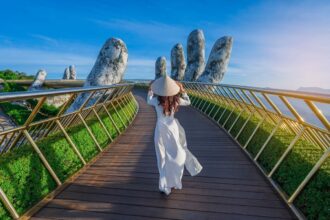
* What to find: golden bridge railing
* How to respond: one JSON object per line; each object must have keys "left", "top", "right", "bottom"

{"left": 0, "top": 79, "right": 85, "bottom": 88}
{"left": 0, "top": 83, "right": 139, "bottom": 219}
{"left": 181, "top": 81, "right": 329, "bottom": 219}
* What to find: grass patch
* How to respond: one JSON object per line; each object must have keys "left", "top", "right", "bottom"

{"left": 190, "top": 94, "right": 330, "bottom": 220}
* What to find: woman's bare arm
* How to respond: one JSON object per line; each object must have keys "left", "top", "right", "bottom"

{"left": 179, "top": 92, "right": 191, "bottom": 106}
{"left": 147, "top": 90, "right": 157, "bottom": 106}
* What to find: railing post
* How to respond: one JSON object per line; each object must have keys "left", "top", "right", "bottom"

{"left": 243, "top": 115, "right": 266, "bottom": 149}
{"left": 117, "top": 95, "right": 132, "bottom": 122}
{"left": 228, "top": 110, "right": 243, "bottom": 133}
{"left": 196, "top": 84, "right": 207, "bottom": 109}
{"left": 288, "top": 148, "right": 330, "bottom": 203}
{"left": 220, "top": 88, "right": 239, "bottom": 126}
{"left": 6, "top": 97, "right": 47, "bottom": 152}
{"left": 268, "top": 126, "right": 305, "bottom": 177}
{"left": 43, "top": 93, "right": 76, "bottom": 137}
{"left": 77, "top": 113, "right": 102, "bottom": 151}
{"left": 63, "top": 91, "right": 96, "bottom": 129}
{"left": 55, "top": 120, "right": 86, "bottom": 164}
{"left": 235, "top": 109, "right": 256, "bottom": 140}
{"left": 128, "top": 92, "right": 138, "bottom": 115}
{"left": 211, "top": 92, "right": 228, "bottom": 120}
{"left": 254, "top": 119, "right": 283, "bottom": 160}
{"left": 215, "top": 88, "right": 232, "bottom": 124}
{"left": 122, "top": 94, "right": 134, "bottom": 119}
{"left": 23, "top": 129, "right": 62, "bottom": 186}
{"left": 0, "top": 187, "right": 19, "bottom": 219}
{"left": 110, "top": 101, "right": 127, "bottom": 129}
{"left": 305, "top": 100, "right": 330, "bottom": 131}
{"left": 102, "top": 104, "right": 121, "bottom": 134}
{"left": 92, "top": 108, "right": 113, "bottom": 142}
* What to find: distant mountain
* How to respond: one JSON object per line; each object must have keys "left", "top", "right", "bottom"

{"left": 297, "top": 87, "right": 330, "bottom": 94}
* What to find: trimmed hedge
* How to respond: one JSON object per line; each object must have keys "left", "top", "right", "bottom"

{"left": 0, "top": 96, "right": 137, "bottom": 219}
{"left": 190, "top": 94, "right": 330, "bottom": 220}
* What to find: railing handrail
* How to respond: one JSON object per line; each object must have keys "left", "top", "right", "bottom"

{"left": 0, "top": 83, "right": 135, "bottom": 102}
{"left": 3, "top": 78, "right": 330, "bottom": 102}
{"left": 180, "top": 81, "right": 330, "bottom": 104}
{"left": 0, "top": 79, "right": 85, "bottom": 88}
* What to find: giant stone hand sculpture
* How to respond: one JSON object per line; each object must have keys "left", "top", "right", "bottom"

{"left": 170, "top": 43, "right": 186, "bottom": 80}
{"left": 69, "top": 65, "right": 76, "bottom": 80}
{"left": 197, "top": 36, "right": 233, "bottom": 83}
{"left": 63, "top": 65, "right": 77, "bottom": 80}
{"left": 155, "top": 56, "right": 167, "bottom": 79}
{"left": 184, "top": 30, "right": 205, "bottom": 81}
{"left": 170, "top": 29, "right": 233, "bottom": 84}
{"left": 67, "top": 38, "right": 128, "bottom": 112}
{"left": 63, "top": 67, "right": 70, "bottom": 80}
{"left": 29, "top": 69, "right": 47, "bottom": 91}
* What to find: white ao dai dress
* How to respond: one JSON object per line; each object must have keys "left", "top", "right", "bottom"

{"left": 147, "top": 90, "right": 202, "bottom": 195}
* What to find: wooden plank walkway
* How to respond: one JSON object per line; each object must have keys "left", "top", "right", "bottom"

{"left": 32, "top": 89, "right": 296, "bottom": 220}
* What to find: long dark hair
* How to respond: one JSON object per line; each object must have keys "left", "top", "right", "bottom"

{"left": 157, "top": 93, "right": 180, "bottom": 116}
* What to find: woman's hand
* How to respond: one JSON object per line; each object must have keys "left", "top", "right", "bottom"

{"left": 176, "top": 81, "right": 185, "bottom": 93}
{"left": 148, "top": 80, "right": 154, "bottom": 91}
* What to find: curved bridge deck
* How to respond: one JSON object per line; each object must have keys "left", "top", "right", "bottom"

{"left": 32, "top": 90, "right": 296, "bottom": 220}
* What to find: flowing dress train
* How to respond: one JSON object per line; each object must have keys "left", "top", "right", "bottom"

{"left": 147, "top": 90, "right": 202, "bottom": 195}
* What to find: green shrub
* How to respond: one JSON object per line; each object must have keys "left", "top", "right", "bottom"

{"left": 0, "top": 202, "right": 11, "bottom": 220}
{"left": 1, "top": 82, "right": 27, "bottom": 92}
{"left": 0, "top": 100, "right": 59, "bottom": 125}
{"left": 89, "top": 118, "right": 110, "bottom": 148}
{"left": 0, "top": 69, "right": 33, "bottom": 80}
{"left": 36, "top": 132, "right": 83, "bottom": 181}
{"left": 0, "top": 96, "right": 137, "bottom": 219}
{"left": 0, "top": 145, "right": 57, "bottom": 215}
{"left": 190, "top": 94, "right": 330, "bottom": 220}
{"left": 67, "top": 125, "right": 99, "bottom": 162}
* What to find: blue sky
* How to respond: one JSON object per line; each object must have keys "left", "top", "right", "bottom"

{"left": 0, "top": 0, "right": 329, "bottom": 89}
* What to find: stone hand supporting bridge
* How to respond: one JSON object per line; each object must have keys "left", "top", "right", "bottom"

{"left": 30, "top": 89, "right": 296, "bottom": 220}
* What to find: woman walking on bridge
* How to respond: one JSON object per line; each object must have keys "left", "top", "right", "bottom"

{"left": 147, "top": 75, "right": 202, "bottom": 195}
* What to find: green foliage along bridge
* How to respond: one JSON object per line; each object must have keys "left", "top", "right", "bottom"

{"left": 0, "top": 80, "right": 329, "bottom": 220}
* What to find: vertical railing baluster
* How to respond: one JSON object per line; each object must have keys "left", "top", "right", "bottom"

{"left": 288, "top": 148, "right": 329, "bottom": 203}
{"left": 56, "top": 120, "right": 86, "bottom": 164}
{"left": 23, "top": 129, "right": 62, "bottom": 185}
{"left": 268, "top": 127, "right": 305, "bottom": 177}
{"left": 0, "top": 187, "right": 19, "bottom": 219}
{"left": 254, "top": 119, "right": 283, "bottom": 160}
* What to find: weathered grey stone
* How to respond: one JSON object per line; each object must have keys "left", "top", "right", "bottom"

{"left": 170, "top": 43, "right": 186, "bottom": 80}
{"left": 198, "top": 36, "right": 233, "bottom": 83}
{"left": 85, "top": 38, "right": 128, "bottom": 86}
{"left": 46, "top": 94, "right": 71, "bottom": 108}
{"left": 29, "top": 69, "right": 47, "bottom": 91}
{"left": 69, "top": 65, "right": 76, "bottom": 79}
{"left": 63, "top": 67, "right": 70, "bottom": 80}
{"left": 155, "top": 56, "right": 167, "bottom": 79}
{"left": 63, "top": 65, "right": 77, "bottom": 80}
{"left": 184, "top": 29, "right": 205, "bottom": 81}
{"left": 67, "top": 38, "right": 128, "bottom": 112}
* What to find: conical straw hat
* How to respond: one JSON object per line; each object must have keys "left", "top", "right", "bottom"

{"left": 151, "top": 75, "right": 180, "bottom": 96}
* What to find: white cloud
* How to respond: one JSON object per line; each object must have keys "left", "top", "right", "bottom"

{"left": 207, "top": 2, "right": 330, "bottom": 89}
{"left": 30, "top": 34, "right": 59, "bottom": 46}
{"left": 92, "top": 19, "right": 188, "bottom": 43}
{"left": 0, "top": 46, "right": 156, "bottom": 79}
{"left": 0, "top": 47, "right": 94, "bottom": 66}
